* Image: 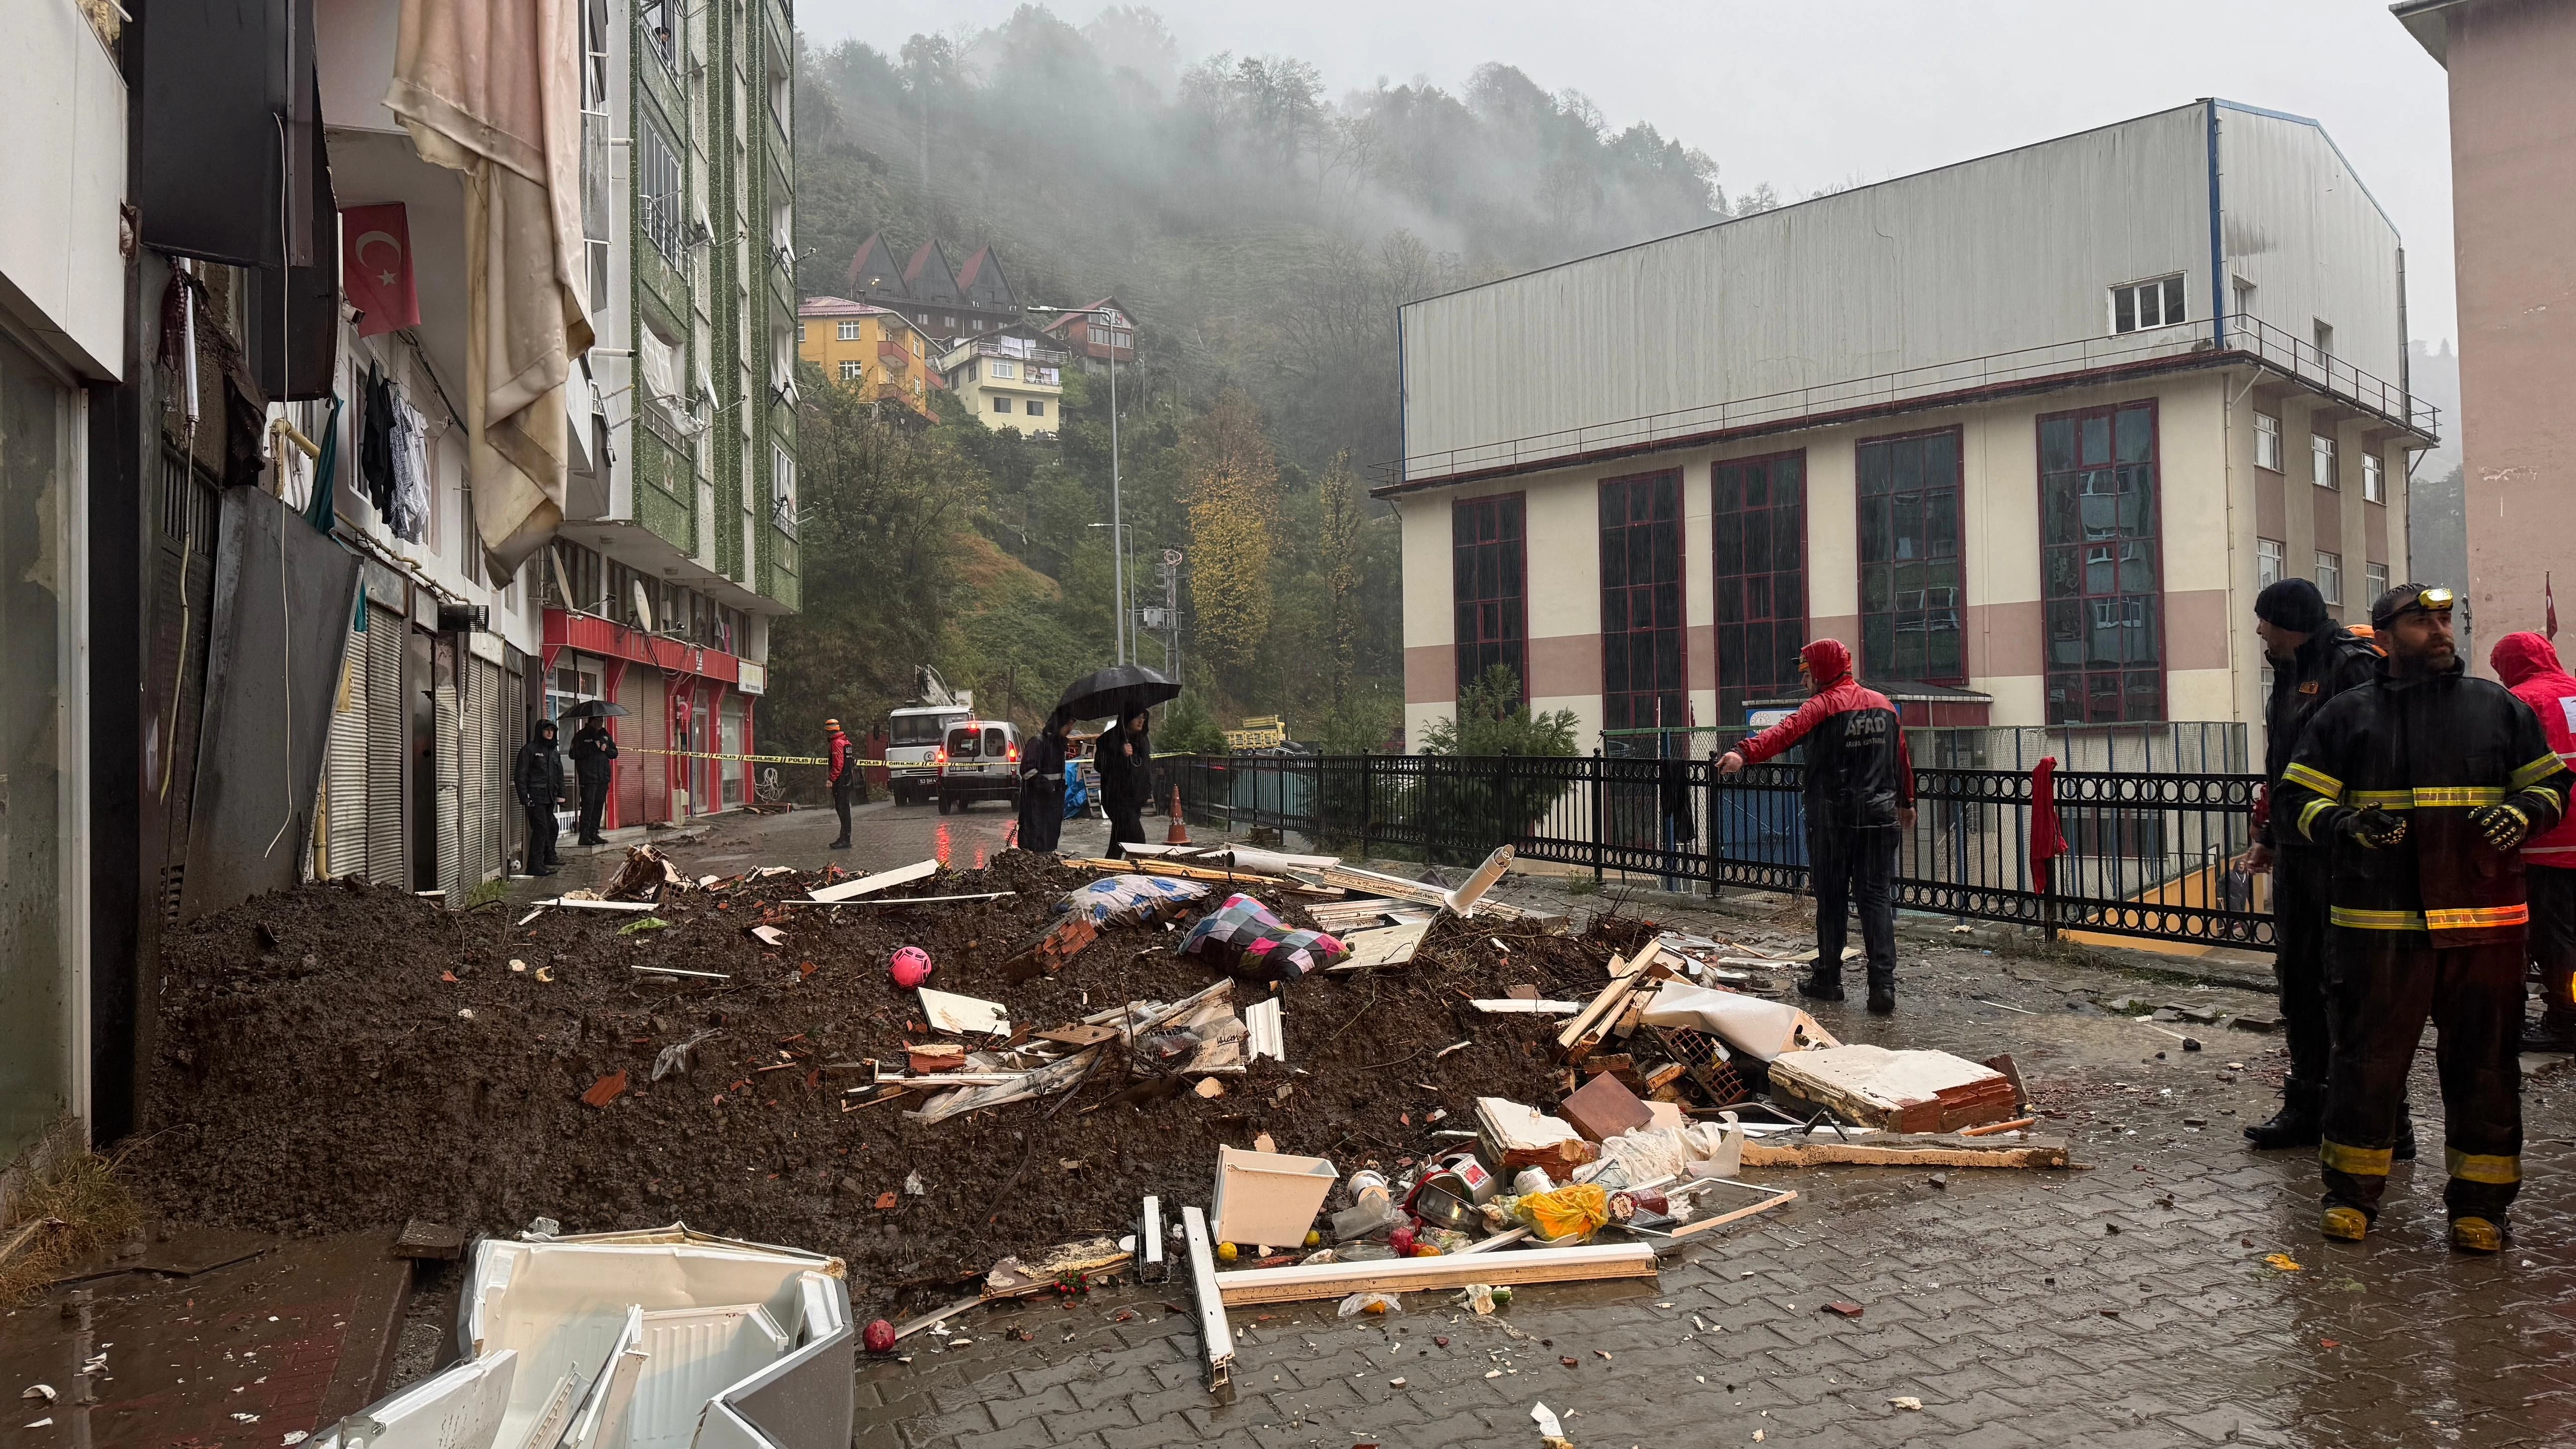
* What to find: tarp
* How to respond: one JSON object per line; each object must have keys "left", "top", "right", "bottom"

{"left": 180, "top": 489, "right": 361, "bottom": 920}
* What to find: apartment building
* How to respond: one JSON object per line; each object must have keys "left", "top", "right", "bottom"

{"left": 940, "top": 325, "right": 1068, "bottom": 435}
{"left": 538, "top": 0, "right": 800, "bottom": 825}
{"left": 1385, "top": 101, "right": 2440, "bottom": 753}
{"left": 841, "top": 232, "right": 1024, "bottom": 344}
{"left": 1035, "top": 295, "right": 1138, "bottom": 373}
{"left": 797, "top": 296, "right": 936, "bottom": 423}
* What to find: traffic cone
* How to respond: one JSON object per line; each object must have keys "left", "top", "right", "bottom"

{"left": 1165, "top": 785, "right": 1192, "bottom": 845}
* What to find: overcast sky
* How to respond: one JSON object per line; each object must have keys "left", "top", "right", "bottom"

{"left": 801, "top": 0, "right": 2460, "bottom": 346}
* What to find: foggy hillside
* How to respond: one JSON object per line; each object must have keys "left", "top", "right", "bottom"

{"left": 793, "top": 4, "right": 1777, "bottom": 473}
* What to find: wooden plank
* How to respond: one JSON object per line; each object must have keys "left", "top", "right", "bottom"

{"left": 1182, "top": 1205, "right": 1235, "bottom": 1390}
{"left": 1327, "top": 919, "right": 1433, "bottom": 974}
{"left": 1554, "top": 952, "right": 1640, "bottom": 1054}
{"left": 1667, "top": 1187, "right": 1798, "bottom": 1239}
{"left": 809, "top": 857, "right": 939, "bottom": 902}
{"left": 1958, "top": 1115, "right": 2040, "bottom": 1137}
{"left": 770, "top": 891, "right": 1016, "bottom": 907}
{"left": 535, "top": 897, "right": 659, "bottom": 912}
{"left": 1470, "top": 1000, "right": 1582, "bottom": 1015}
{"left": 1738, "top": 1133, "right": 2070, "bottom": 1169}
{"left": 1213, "top": 1242, "right": 1656, "bottom": 1306}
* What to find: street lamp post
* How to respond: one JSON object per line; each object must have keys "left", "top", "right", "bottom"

{"left": 1028, "top": 305, "right": 1126, "bottom": 665}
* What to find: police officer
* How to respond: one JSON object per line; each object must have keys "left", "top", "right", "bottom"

{"left": 2272, "top": 584, "right": 2571, "bottom": 1252}
{"left": 2238, "top": 579, "right": 2386, "bottom": 1151}
{"left": 568, "top": 713, "right": 618, "bottom": 846}
{"left": 1719, "top": 638, "right": 1917, "bottom": 1014}
{"left": 513, "top": 718, "right": 567, "bottom": 876}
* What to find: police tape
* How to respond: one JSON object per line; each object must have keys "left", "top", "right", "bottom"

{"left": 619, "top": 746, "right": 832, "bottom": 766}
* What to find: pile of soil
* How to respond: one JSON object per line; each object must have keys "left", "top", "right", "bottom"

{"left": 129, "top": 854, "right": 1641, "bottom": 1306}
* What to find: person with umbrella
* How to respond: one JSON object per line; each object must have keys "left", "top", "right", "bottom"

{"left": 1016, "top": 710, "right": 1073, "bottom": 854}
{"left": 566, "top": 705, "right": 621, "bottom": 846}
{"left": 1053, "top": 664, "right": 1182, "bottom": 860}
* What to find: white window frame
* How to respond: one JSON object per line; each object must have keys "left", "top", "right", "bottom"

{"left": 2312, "top": 432, "right": 2338, "bottom": 492}
{"left": 837, "top": 319, "right": 860, "bottom": 342}
{"left": 839, "top": 360, "right": 861, "bottom": 382}
{"left": 771, "top": 442, "right": 797, "bottom": 537}
{"left": 2363, "top": 451, "right": 2385, "bottom": 505}
{"left": 2366, "top": 561, "right": 2389, "bottom": 603}
{"left": 989, "top": 358, "right": 1016, "bottom": 380}
{"left": 2257, "top": 538, "right": 2284, "bottom": 589}
{"left": 638, "top": 122, "right": 682, "bottom": 261}
{"left": 2110, "top": 274, "right": 2187, "bottom": 335}
{"left": 2316, "top": 551, "right": 2343, "bottom": 606}
{"left": 2255, "top": 412, "right": 2283, "bottom": 472}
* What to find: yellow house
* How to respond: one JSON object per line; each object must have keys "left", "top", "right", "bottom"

{"left": 938, "top": 325, "right": 1068, "bottom": 434}
{"left": 797, "top": 296, "right": 935, "bottom": 424}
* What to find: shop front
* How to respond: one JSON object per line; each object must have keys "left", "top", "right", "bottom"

{"left": 542, "top": 610, "right": 759, "bottom": 830}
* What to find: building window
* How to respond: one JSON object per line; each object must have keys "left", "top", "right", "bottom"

{"left": 2257, "top": 537, "right": 2284, "bottom": 589}
{"left": 2313, "top": 319, "right": 2335, "bottom": 363}
{"left": 2312, "top": 432, "right": 2337, "bottom": 491}
{"left": 1453, "top": 495, "right": 1527, "bottom": 700}
{"left": 2233, "top": 277, "right": 2255, "bottom": 319}
{"left": 1857, "top": 429, "right": 1964, "bottom": 686}
{"left": 2363, "top": 451, "right": 2384, "bottom": 505}
{"left": 837, "top": 320, "right": 860, "bottom": 341}
{"left": 2255, "top": 412, "right": 2283, "bottom": 472}
{"left": 992, "top": 396, "right": 1011, "bottom": 414}
{"left": 640, "top": 0, "right": 675, "bottom": 69}
{"left": 1025, "top": 399, "right": 1045, "bottom": 419}
{"left": 1711, "top": 452, "right": 1806, "bottom": 729}
{"left": 2111, "top": 275, "right": 2186, "bottom": 334}
{"left": 2366, "top": 561, "right": 2389, "bottom": 603}
{"left": 638, "top": 123, "right": 682, "bottom": 261}
{"left": 989, "top": 359, "right": 1017, "bottom": 380}
{"left": 2040, "top": 404, "right": 2162, "bottom": 723}
{"left": 794, "top": 323, "right": 805, "bottom": 343}
{"left": 771, "top": 443, "right": 797, "bottom": 538}
{"left": 1598, "top": 470, "right": 1686, "bottom": 736}
{"left": 839, "top": 360, "right": 861, "bottom": 382}
{"left": 2316, "top": 551, "right": 2343, "bottom": 607}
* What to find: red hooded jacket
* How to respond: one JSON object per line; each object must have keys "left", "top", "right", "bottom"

{"left": 1732, "top": 638, "right": 1916, "bottom": 829}
{"left": 2493, "top": 631, "right": 2576, "bottom": 865}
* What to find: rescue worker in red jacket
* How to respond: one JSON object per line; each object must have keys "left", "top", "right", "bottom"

{"left": 825, "top": 718, "right": 858, "bottom": 850}
{"left": 2492, "top": 631, "right": 2576, "bottom": 1053}
{"left": 1719, "top": 638, "right": 1917, "bottom": 1014}
{"left": 2272, "top": 585, "right": 2571, "bottom": 1251}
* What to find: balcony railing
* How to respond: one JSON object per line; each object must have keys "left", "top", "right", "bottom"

{"left": 1374, "top": 311, "right": 2440, "bottom": 491}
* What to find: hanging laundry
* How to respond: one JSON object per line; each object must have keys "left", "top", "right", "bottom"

{"left": 360, "top": 362, "right": 397, "bottom": 518}
{"left": 390, "top": 396, "right": 432, "bottom": 544}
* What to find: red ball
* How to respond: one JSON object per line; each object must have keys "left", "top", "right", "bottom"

{"left": 864, "top": 1318, "right": 898, "bottom": 1354}
{"left": 889, "top": 945, "right": 933, "bottom": 988}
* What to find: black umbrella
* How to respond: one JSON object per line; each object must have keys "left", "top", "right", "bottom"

{"left": 1055, "top": 663, "right": 1180, "bottom": 723}
{"left": 560, "top": 699, "right": 631, "bottom": 719}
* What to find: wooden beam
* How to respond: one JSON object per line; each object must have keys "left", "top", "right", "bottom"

{"left": 1738, "top": 1133, "right": 2070, "bottom": 1169}
{"left": 809, "top": 858, "right": 939, "bottom": 902}
{"left": 1213, "top": 1241, "right": 1657, "bottom": 1306}
{"left": 1665, "top": 1184, "right": 1798, "bottom": 1239}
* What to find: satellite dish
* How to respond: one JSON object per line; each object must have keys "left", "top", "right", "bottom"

{"left": 631, "top": 578, "right": 655, "bottom": 633}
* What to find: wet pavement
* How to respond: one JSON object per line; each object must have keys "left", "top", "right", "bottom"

{"left": 504, "top": 809, "right": 2576, "bottom": 1448}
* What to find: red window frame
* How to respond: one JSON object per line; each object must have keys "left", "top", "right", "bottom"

{"left": 1710, "top": 450, "right": 1808, "bottom": 729}
{"left": 1597, "top": 469, "right": 1688, "bottom": 738}
{"left": 1854, "top": 426, "right": 1967, "bottom": 686}
{"left": 2037, "top": 399, "right": 2166, "bottom": 723}
{"left": 1451, "top": 493, "right": 1528, "bottom": 702}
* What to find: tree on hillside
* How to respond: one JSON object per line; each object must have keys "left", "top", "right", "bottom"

{"left": 1182, "top": 388, "right": 1280, "bottom": 696}
{"left": 1317, "top": 452, "right": 1367, "bottom": 716}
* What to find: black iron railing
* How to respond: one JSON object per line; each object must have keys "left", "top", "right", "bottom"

{"left": 1165, "top": 751, "right": 2271, "bottom": 950}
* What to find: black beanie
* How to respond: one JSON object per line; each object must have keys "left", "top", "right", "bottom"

{"left": 2256, "top": 578, "right": 2330, "bottom": 634}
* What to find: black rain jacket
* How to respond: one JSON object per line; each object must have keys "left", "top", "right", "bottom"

{"left": 2258, "top": 628, "right": 2382, "bottom": 851}
{"left": 514, "top": 728, "right": 567, "bottom": 811}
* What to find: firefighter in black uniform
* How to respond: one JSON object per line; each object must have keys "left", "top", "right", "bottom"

{"left": 2238, "top": 579, "right": 2400, "bottom": 1152}
{"left": 2272, "top": 584, "right": 2571, "bottom": 1252}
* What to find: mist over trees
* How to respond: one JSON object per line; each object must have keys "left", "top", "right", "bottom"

{"left": 774, "top": 4, "right": 1772, "bottom": 757}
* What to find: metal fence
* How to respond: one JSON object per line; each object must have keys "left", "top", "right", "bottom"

{"left": 1165, "top": 737, "right": 2269, "bottom": 950}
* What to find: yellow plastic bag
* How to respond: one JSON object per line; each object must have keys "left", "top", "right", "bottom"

{"left": 1514, "top": 1183, "right": 1612, "bottom": 1243}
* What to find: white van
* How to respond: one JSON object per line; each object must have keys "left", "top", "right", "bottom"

{"left": 887, "top": 704, "right": 970, "bottom": 806}
{"left": 935, "top": 719, "right": 1021, "bottom": 813}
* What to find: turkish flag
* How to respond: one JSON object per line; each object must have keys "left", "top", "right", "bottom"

{"left": 340, "top": 203, "right": 419, "bottom": 339}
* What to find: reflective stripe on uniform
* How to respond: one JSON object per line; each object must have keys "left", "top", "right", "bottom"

{"left": 2320, "top": 1140, "right": 2394, "bottom": 1176}
{"left": 2512, "top": 753, "right": 2564, "bottom": 790}
{"left": 2298, "top": 798, "right": 2337, "bottom": 841}
{"left": 2426, "top": 903, "right": 2529, "bottom": 931}
{"left": 2446, "top": 1149, "right": 2522, "bottom": 1185}
{"left": 2349, "top": 790, "right": 2413, "bottom": 810}
{"left": 2411, "top": 786, "right": 2506, "bottom": 808}
{"left": 2331, "top": 906, "right": 2427, "bottom": 930}
{"left": 2282, "top": 762, "right": 2344, "bottom": 799}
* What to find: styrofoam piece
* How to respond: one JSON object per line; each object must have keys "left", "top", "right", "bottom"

{"left": 310, "top": 1224, "right": 850, "bottom": 1449}
{"left": 1210, "top": 1147, "right": 1339, "bottom": 1249}
{"left": 1244, "top": 997, "right": 1284, "bottom": 1062}
{"left": 809, "top": 858, "right": 938, "bottom": 903}
{"left": 1637, "top": 982, "right": 1840, "bottom": 1061}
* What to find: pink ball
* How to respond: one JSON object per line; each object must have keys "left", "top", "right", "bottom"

{"left": 889, "top": 945, "right": 933, "bottom": 988}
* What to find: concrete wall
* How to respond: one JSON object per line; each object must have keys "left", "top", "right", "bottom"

{"left": 1399, "top": 368, "right": 2408, "bottom": 750}
{"left": 2444, "top": 0, "right": 2576, "bottom": 665}
{"left": 0, "top": 0, "right": 125, "bottom": 380}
